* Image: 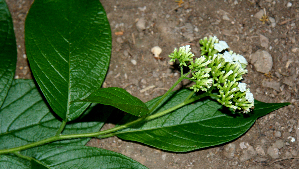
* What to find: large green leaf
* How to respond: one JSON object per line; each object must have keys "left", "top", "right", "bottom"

{"left": 0, "top": 79, "right": 111, "bottom": 150}
{"left": 25, "top": 0, "right": 111, "bottom": 121}
{"left": 0, "top": 155, "right": 30, "bottom": 169}
{"left": 81, "top": 87, "right": 149, "bottom": 117}
{"left": 116, "top": 89, "right": 290, "bottom": 152}
{"left": 0, "top": 0, "right": 17, "bottom": 108}
{"left": 29, "top": 145, "right": 148, "bottom": 169}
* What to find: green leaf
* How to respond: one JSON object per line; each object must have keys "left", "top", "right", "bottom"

{"left": 30, "top": 145, "right": 148, "bottom": 169}
{"left": 116, "top": 89, "right": 289, "bottom": 152}
{"left": 0, "top": 0, "right": 17, "bottom": 108}
{"left": 81, "top": 87, "right": 149, "bottom": 117}
{"left": 0, "top": 79, "right": 111, "bottom": 150}
{"left": 0, "top": 155, "right": 30, "bottom": 169}
{"left": 25, "top": 0, "right": 111, "bottom": 121}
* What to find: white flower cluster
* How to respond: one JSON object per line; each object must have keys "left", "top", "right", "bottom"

{"left": 168, "top": 36, "right": 255, "bottom": 113}
{"left": 169, "top": 45, "right": 194, "bottom": 67}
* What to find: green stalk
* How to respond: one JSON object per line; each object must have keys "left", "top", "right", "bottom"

{"left": 0, "top": 91, "right": 209, "bottom": 155}
{"left": 55, "top": 120, "right": 67, "bottom": 136}
{"left": 13, "top": 151, "right": 32, "bottom": 161}
{"left": 148, "top": 70, "right": 190, "bottom": 113}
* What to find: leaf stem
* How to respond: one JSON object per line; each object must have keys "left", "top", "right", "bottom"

{"left": 55, "top": 120, "right": 67, "bottom": 136}
{"left": 148, "top": 71, "right": 190, "bottom": 113}
{"left": 13, "top": 151, "right": 32, "bottom": 161}
{"left": 0, "top": 91, "right": 209, "bottom": 155}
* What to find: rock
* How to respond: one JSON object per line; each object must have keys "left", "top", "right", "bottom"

{"left": 254, "top": 10, "right": 264, "bottom": 19}
{"left": 240, "top": 145, "right": 257, "bottom": 162}
{"left": 267, "top": 146, "right": 279, "bottom": 159}
{"left": 116, "top": 37, "right": 124, "bottom": 43}
{"left": 274, "top": 131, "right": 282, "bottom": 137}
{"left": 250, "top": 50, "right": 273, "bottom": 74}
{"left": 161, "top": 154, "right": 166, "bottom": 161}
{"left": 260, "top": 34, "right": 269, "bottom": 49}
{"left": 269, "top": 17, "right": 276, "bottom": 27}
{"left": 223, "top": 143, "right": 236, "bottom": 159}
{"left": 136, "top": 17, "right": 146, "bottom": 30}
{"left": 240, "top": 142, "right": 248, "bottom": 149}
{"left": 262, "top": 80, "right": 280, "bottom": 91}
{"left": 131, "top": 59, "right": 137, "bottom": 65}
{"left": 283, "top": 76, "right": 294, "bottom": 87}
{"left": 222, "top": 14, "right": 230, "bottom": 21}
{"left": 255, "top": 145, "right": 266, "bottom": 156}
{"left": 273, "top": 140, "right": 284, "bottom": 149}
{"left": 287, "top": 2, "right": 292, "bottom": 7}
{"left": 151, "top": 46, "right": 162, "bottom": 58}
{"left": 291, "top": 48, "right": 299, "bottom": 53}
{"left": 182, "top": 23, "right": 194, "bottom": 41}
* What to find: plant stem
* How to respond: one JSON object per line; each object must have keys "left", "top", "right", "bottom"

{"left": 0, "top": 90, "right": 209, "bottom": 155}
{"left": 13, "top": 151, "right": 32, "bottom": 161}
{"left": 55, "top": 120, "right": 67, "bottom": 136}
{"left": 148, "top": 76, "right": 184, "bottom": 113}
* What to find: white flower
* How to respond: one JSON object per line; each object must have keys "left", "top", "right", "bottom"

{"left": 245, "top": 92, "right": 254, "bottom": 103}
{"left": 236, "top": 54, "right": 248, "bottom": 65}
{"left": 238, "top": 83, "right": 247, "bottom": 92}
{"left": 214, "top": 41, "right": 229, "bottom": 52}
{"left": 222, "top": 51, "right": 233, "bottom": 63}
{"left": 180, "top": 45, "right": 191, "bottom": 55}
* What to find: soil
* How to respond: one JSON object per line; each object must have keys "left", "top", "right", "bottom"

{"left": 6, "top": 0, "right": 299, "bottom": 168}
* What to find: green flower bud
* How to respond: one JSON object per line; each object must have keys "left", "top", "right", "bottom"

{"left": 169, "top": 45, "right": 194, "bottom": 67}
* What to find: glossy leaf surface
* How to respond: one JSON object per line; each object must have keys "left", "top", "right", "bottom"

{"left": 29, "top": 145, "right": 148, "bottom": 169}
{"left": 0, "top": 79, "right": 111, "bottom": 150}
{"left": 0, "top": 0, "right": 17, "bottom": 108}
{"left": 117, "top": 89, "right": 289, "bottom": 152}
{"left": 25, "top": 0, "right": 111, "bottom": 121}
{"left": 81, "top": 87, "right": 149, "bottom": 117}
{"left": 0, "top": 155, "right": 30, "bottom": 169}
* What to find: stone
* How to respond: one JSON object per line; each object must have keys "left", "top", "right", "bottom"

{"left": 255, "top": 145, "right": 266, "bottom": 156}
{"left": 274, "top": 131, "right": 281, "bottom": 137}
{"left": 250, "top": 50, "right": 273, "bottom": 74}
{"left": 267, "top": 146, "right": 279, "bottom": 159}
{"left": 131, "top": 59, "right": 137, "bottom": 65}
{"left": 269, "top": 17, "right": 276, "bottom": 27}
{"left": 240, "top": 145, "right": 257, "bottom": 162}
{"left": 136, "top": 17, "right": 146, "bottom": 30}
{"left": 254, "top": 10, "right": 264, "bottom": 19}
{"left": 262, "top": 80, "right": 280, "bottom": 91}
{"left": 273, "top": 140, "right": 284, "bottom": 149}
{"left": 260, "top": 34, "right": 269, "bottom": 49}
{"left": 223, "top": 143, "right": 236, "bottom": 158}
{"left": 222, "top": 14, "right": 230, "bottom": 21}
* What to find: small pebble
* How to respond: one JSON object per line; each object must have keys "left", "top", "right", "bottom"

{"left": 291, "top": 48, "right": 299, "bottom": 53}
{"left": 260, "top": 34, "right": 269, "bottom": 49}
{"left": 240, "top": 142, "right": 248, "bottom": 149}
{"left": 222, "top": 14, "right": 230, "bottom": 21}
{"left": 131, "top": 59, "right": 137, "bottom": 65}
{"left": 250, "top": 50, "right": 273, "bottom": 74}
{"left": 274, "top": 131, "right": 281, "bottom": 137}
{"left": 287, "top": 2, "right": 292, "bottom": 7}
{"left": 223, "top": 143, "right": 236, "bottom": 159}
{"left": 255, "top": 145, "right": 266, "bottom": 156}
{"left": 267, "top": 146, "right": 279, "bottom": 159}
{"left": 240, "top": 145, "right": 257, "bottom": 162}
{"left": 136, "top": 17, "right": 146, "bottom": 30}
{"left": 287, "top": 136, "right": 295, "bottom": 142}
{"left": 262, "top": 80, "right": 280, "bottom": 91}
{"left": 254, "top": 10, "right": 264, "bottom": 19}
{"left": 273, "top": 140, "right": 284, "bottom": 149}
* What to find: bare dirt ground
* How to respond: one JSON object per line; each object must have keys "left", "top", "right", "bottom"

{"left": 7, "top": 0, "right": 299, "bottom": 168}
